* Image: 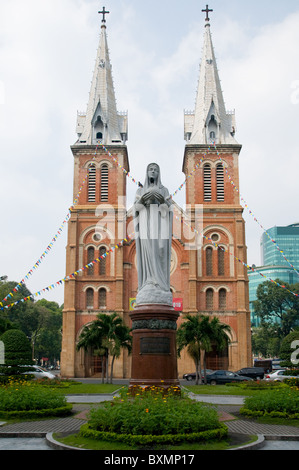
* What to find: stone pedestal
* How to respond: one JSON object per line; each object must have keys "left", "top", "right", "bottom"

{"left": 129, "top": 304, "right": 180, "bottom": 389}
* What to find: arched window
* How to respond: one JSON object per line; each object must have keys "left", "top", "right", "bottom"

{"left": 216, "top": 163, "right": 224, "bottom": 201}
{"left": 203, "top": 164, "right": 212, "bottom": 201}
{"left": 86, "top": 288, "right": 94, "bottom": 309}
{"left": 99, "top": 246, "right": 106, "bottom": 275}
{"left": 96, "top": 132, "right": 103, "bottom": 140}
{"left": 87, "top": 247, "right": 95, "bottom": 275}
{"left": 206, "top": 247, "right": 213, "bottom": 276}
{"left": 88, "top": 164, "right": 96, "bottom": 202}
{"left": 206, "top": 288, "right": 214, "bottom": 310}
{"left": 100, "top": 164, "right": 109, "bottom": 202}
{"left": 219, "top": 289, "right": 227, "bottom": 309}
{"left": 99, "top": 288, "right": 107, "bottom": 309}
{"left": 218, "top": 247, "right": 225, "bottom": 276}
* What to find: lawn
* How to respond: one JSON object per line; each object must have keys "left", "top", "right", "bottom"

{"left": 184, "top": 384, "right": 256, "bottom": 396}
{"left": 63, "top": 382, "right": 271, "bottom": 396}
{"left": 55, "top": 431, "right": 255, "bottom": 451}
{"left": 63, "top": 382, "right": 122, "bottom": 395}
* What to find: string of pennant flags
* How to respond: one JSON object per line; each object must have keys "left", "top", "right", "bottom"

{"left": 170, "top": 146, "right": 213, "bottom": 198}
{"left": 0, "top": 141, "right": 212, "bottom": 306}
{"left": 210, "top": 142, "right": 299, "bottom": 278}
{"left": 0, "top": 236, "right": 133, "bottom": 310}
{"left": 100, "top": 143, "right": 142, "bottom": 188}
{"left": 175, "top": 213, "right": 299, "bottom": 299}
{"left": 0, "top": 143, "right": 101, "bottom": 305}
{"left": 2, "top": 208, "right": 299, "bottom": 311}
{"left": 1, "top": 140, "right": 298, "bottom": 309}
{"left": 0, "top": 141, "right": 142, "bottom": 307}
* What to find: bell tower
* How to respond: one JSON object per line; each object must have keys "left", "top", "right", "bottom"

{"left": 183, "top": 8, "right": 252, "bottom": 370}
{"left": 61, "top": 9, "right": 129, "bottom": 378}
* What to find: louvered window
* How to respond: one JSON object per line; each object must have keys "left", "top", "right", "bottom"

{"left": 219, "top": 289, "right": 227, "bottom": 309}
{"left": 206, "top": 288, "right": 214, "bottom": 309}
{"left": 99, "top": 288, "right": 106, "bottom": 308}
{"left": 99, "top": 246, "right": 106, "bottom": 275}
{"left": 206, "top": 247, "right": 213, "bottom": 276}
{"left": 203, "top": 164, "right": 212, "bottom": 201}
{"left": 100, "top": 164, "right": 109, "bottom": 202}
{"left": 218, "top": 247, "right": 225, "bottom": 275}
{"left": 87, "top": 247, "right": 95, "bottom": 275}
{"left": 88, "top": 164, "right": 96, "bottom": 202}
{"left": 86, "top": 288, "right": 94, "bottom": 309}
{"left": 216, "top": 163, "right": 225, "bottom": 201}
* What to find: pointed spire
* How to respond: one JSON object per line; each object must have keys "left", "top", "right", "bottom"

{"left": 184, "top": 12, "right": 237, "bottom": 145}
{"left": 76, "top": 10, "right": 128, "bottom": 146}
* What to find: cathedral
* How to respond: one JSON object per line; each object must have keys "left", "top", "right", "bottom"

{"left": 61, "top": 8, "right": 252, "bottom": 378}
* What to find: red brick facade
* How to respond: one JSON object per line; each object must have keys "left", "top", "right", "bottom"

{"left": 61, "top": 142, "right": 252, "bottom": 378}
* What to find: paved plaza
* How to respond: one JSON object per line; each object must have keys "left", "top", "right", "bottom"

{"left": 1, "top": 392, "right": 299, "bottom": 451}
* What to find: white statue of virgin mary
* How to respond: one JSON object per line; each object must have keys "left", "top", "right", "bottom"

{"left": 133, "top": 163, "right": 173, "bottom": 306}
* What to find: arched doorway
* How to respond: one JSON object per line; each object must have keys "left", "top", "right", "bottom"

{"left": 83, "top": 348, "right": 107, "bottom": 378}
{"left": 205, "top": 342, "right": 229, "bottom": 370}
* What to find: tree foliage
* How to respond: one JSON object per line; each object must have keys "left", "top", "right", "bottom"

{"left": 77, "top": 313, "right": 132, "bottom": 383}
{"left": 254, "top": 280, "right": 299, "bottom": 337}
{"left": 252, "top": 280, "right": 299, "bottom": 358}
{"left": 0, "top": 280, "right": 62, "bottom": 364}
{"left": 177, "top": 314, "right": 231, "bottom": 384}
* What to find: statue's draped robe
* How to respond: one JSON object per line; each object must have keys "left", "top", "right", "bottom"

{"left": 133, "top": 165, "right": 173, "bottom": 306}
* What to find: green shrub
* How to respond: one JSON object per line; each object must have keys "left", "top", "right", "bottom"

{"left": 240, "top": 387, "right": 299, "bottom": 418}
{"left": 226, "top": 380, "right": 284, "bottom": 390}
{"left": 0, "top": 329, "right": 32, "bottom": 366}
{"left": 0, "top": 379, "right": 70, "bottom": 418}
{"left": 0, "top": 404, "right": 73, "bottom": 420}
{"left": 85, "top": 386, "right": 222, "bottom": 441}
{"left": 284, "top": 377, "right": 299, "bottom": 387}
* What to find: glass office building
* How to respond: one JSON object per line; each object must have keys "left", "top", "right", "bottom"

{"left": 248, "top": 224, "right": 299, "bottom": 326}
{"left": 261, "top": 224, "right": 299, "bottom": 272}
{"left": 248, "top": 265, "right": 297, "bottom": 326}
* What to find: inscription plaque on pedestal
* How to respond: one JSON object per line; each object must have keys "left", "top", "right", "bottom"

{"left": 140, "top": 337, "right": 170, "bottom": 355}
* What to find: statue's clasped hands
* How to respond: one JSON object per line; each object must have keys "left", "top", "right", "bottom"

{"left": 140, "top": 188, "right": 165, "bottom": 205}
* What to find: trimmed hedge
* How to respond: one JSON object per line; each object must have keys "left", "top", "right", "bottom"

{"left": 0, "top": 404, "right": 73, "bottom": 420}
{"left": 240, "top": 387, "right": 299, "bottom": 419}
{"left": 79, "top": 422, "right": 228, "bottom": 446}
{"left": 240, "top": 408, "right": 299, "bottom": 420}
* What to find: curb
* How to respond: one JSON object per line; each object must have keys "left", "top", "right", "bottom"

{"left": 46, "top": 432, "right": 86, "bottom": 451}
{"left": 45, "top": 430, "right": 266, "bottom": 451}
{"left": 228, "top": 434, "right": 265, "bottom": 450}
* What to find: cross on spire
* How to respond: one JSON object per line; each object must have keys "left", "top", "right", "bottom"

{"left": 98, "top": 6, "right": 110, "bottom": 23}
{"left": 202, "top": 4, "right": 213, "bottom": 22}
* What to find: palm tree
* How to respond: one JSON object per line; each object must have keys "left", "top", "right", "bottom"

{"left": 202, "top": 316, "right": 231, "bottom": 384}
{"left": 77, "top": 313, "right": 132, "bottom": 383}
{"left": 177, "top": 314, "right": 231, "bottom": 385}
{"left": 76, "top": 317, "right": 107, "bottom": 383}
{"left": 177, "top": 314, "right": 207, "bottom": 384}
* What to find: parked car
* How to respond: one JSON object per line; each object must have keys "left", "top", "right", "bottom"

{"left": 205, "top": 370, "right": 253, "bottom": 385}
{"left": 183, "top": 370, "right": 213, "bottom": 381}
{"left": 264, "top": 370, "right": 298, "bottom": 382}
{"left": 235, "top": 367, "right": 265, "bottom": 380}
{"left": 21, "top": 365, "right": 56, "bottom": 379}
{"left": 272, "top": 364, "right": 285, "bottom": 371}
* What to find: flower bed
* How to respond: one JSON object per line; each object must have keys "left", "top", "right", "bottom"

{"left": 0, "top": 379, "right": 72, "bottom": 419}
{"left": 80, "top": 385, "right": 227, "bottom": 446}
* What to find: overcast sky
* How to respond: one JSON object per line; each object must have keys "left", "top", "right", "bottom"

{"left": 0, "top": 0, "right": 299, "bottom": 306}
